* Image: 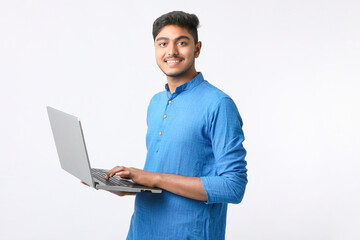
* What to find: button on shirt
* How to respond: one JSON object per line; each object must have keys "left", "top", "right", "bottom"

{"left": 127, "top": 73, "right": 247, "bottom": 240}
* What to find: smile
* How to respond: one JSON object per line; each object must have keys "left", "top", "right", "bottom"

{"left": 164, "top": 57, "right": 184, "bottom": 64}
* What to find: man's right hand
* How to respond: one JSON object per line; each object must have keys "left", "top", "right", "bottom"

{"left": 80, "top": 181, "right": 133, "bottom": 197}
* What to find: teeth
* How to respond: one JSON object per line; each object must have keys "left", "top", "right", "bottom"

{"left": 167, "top": 60, "right": 180, "bottom": 63}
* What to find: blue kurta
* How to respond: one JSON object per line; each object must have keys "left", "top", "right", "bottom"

{"left": 127, "top": 73, "right": 247, "bottom": 240}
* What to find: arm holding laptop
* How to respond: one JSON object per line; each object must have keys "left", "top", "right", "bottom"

{"left": 105, "top": 155, "right": 247, "bottom": 204}
{"left": 81, "top": 167, "right": 207, "bottom": 200}
{"left": 105, "top": 166, "right": 207, "bottom": 201}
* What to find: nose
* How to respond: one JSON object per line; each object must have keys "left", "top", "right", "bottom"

{"left": 168, "top": 42, "right": 179, "bottom": 56}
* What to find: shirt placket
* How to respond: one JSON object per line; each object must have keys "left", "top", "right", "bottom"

{"left": 156, "top": 89, "right": 176, "bottom": 153}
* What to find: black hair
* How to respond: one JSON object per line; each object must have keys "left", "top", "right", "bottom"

{"left": 152, "top": 11, "right": 200, "bottom": 43}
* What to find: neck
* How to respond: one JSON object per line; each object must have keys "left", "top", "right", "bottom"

{"left": 166, "top": 68, "right": 198, "bottom": 94}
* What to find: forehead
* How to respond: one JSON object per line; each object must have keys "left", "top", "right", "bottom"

{"left": 155, "top": 25, "right": 194, "bottom": 41}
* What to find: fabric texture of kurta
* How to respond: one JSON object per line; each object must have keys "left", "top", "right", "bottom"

{"left": 127, "top": 73, "right": 247, "bottom": 240}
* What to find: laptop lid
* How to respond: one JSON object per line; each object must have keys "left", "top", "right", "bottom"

{"left": 47, "top": 106, "right": 95, "bottom": 187}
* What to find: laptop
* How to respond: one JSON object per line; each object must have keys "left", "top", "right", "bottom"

{"left": 47, "top": 106, "right": 162, "bottom": 193}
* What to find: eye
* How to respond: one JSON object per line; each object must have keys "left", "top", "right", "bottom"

{"left": 159, "top": 42, "right": 167, "bottom": 47}
{"left": 178, "top": 41, "right": 187, "bottom": 46}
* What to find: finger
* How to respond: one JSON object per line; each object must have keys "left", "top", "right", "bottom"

{"left": 80, "top": 181, "right": 89, "bottom": 186}
{"left": 116, "top": 169, "right": 131, "bottom": 179}
{"left": 106, "top": 166, "right": 125, "bottom": 179}
{"left": 105, "top": 167, "right": 115, "bottom": 179}
{"left": 108, "top": 190, "right": 130, "bottom": 197}
{"left": 115, "top": 167, "right": 130, "bottom": 178}
{"left": 106, "top": 166, "right": 119, "bottom": 179}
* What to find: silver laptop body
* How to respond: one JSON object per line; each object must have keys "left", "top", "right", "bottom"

{"left": 47, "top": 106, "right": 161, "bottom": 194}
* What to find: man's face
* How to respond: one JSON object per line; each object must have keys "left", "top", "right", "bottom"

{"left": 154, "top": 25, "right": 201, "bottom": 78}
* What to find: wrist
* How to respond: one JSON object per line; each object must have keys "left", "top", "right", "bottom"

{"left": 153, "top": 172, "right": 162, "bottom": 188}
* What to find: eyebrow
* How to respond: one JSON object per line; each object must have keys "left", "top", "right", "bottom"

{"left": 156, "top": 35, "right": 191, "bottom": 42}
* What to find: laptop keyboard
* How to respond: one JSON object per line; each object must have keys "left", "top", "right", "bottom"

{"left": 91, "top": 168, "right": 139, "bottom": 187}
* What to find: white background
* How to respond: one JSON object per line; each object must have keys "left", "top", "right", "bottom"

{"left": 1, "top": 0, "right": 359, "bottom": 239}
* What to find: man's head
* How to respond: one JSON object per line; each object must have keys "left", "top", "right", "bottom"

{"left": 153, "top": 11, "right": 202, "bottom": 79}
{"left": 153, "top": 11, "right": 199, "bottom": 44}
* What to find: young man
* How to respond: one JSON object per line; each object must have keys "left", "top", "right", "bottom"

{"left": 106, "top": 11, "right": 248, "bottom": 239}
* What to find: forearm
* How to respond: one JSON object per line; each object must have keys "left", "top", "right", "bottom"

{"left": 154, "top": 173, "right": 207, "bottom": 202}
{"left": 106, "top": 166, "right": 208, "bottom": 201}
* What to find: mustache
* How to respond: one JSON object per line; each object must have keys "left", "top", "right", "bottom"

{"left": 164, "top": 56, "right": 184, "bottom": 61}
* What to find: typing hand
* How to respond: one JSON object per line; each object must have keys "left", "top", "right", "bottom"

{"left": 106, "top": 166, "right": 159, "bottom": 188}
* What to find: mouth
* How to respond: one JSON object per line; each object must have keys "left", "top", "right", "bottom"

{"left": 164, "top": 58, "right": 184, "bottom": 65}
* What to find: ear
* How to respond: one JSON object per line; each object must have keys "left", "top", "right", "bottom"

{"left": 194, "top": 41, "right": 202, "bottom": 58}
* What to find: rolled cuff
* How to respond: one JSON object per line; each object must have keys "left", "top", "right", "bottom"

{"left": 201, "top": 175, "right": 246, "bottom": 204}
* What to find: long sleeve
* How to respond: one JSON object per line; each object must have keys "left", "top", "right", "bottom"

{"left": 201, "top": 97, "right": 248, "bottom": 204}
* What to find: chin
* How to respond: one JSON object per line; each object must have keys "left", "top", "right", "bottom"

{"left": 165, "top": 71, "right": 183, "bottom": 77}
{"left": 163, "top": 66, "right": 193, "bottom": 78}
{"left": 166, "top": 71, "right": 189, "bottom": 78}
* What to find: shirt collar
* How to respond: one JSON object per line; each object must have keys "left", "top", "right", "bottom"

{"left": 164, "top": 72, "right": 204, "bottom": 95}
